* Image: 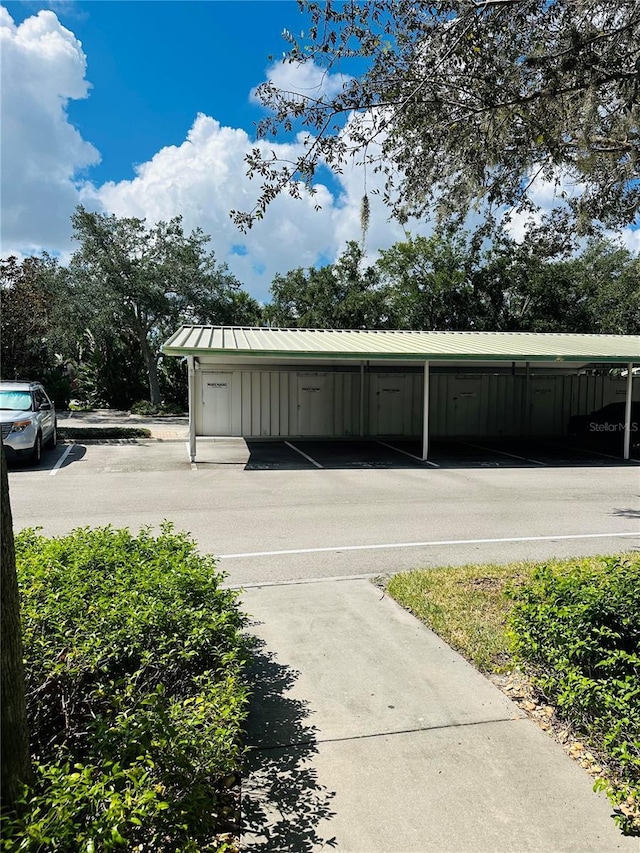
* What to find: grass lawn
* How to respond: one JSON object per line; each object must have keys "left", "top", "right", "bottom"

{"left": 387, "top": 559, "right": 534, "bottom": 674}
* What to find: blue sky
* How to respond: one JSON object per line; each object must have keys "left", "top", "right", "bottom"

{"left": 6, "top": 2, "right": 310, "bottom": 184}
{"left": 2, "top": 0, "right": 381, "bottom": 302}
{"left": 1, "top": 2, "right": 638, "bottom": 304}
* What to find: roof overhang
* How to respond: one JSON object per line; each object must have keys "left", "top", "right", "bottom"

{"left": 162, "top": 326, "right": 640, "bottom": 366}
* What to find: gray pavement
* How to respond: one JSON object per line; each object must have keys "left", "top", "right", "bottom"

{"left": 241, "top": 578, "right": 638, "bottom": 852}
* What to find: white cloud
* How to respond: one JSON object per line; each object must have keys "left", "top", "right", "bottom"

{"left": 617, "top": 226, "right": 640, "bottom": 255}
{"left": 82, "top": 111, "right": 418, "bottom": 303}
{"left": 0, "top": 6, "right": 99, "bottom": 255}
{"left": 251, "top": 57, "right": 350, "bottom": 105}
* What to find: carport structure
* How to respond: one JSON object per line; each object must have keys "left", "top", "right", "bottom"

{"left": 162, "top": 327, "right": 639, "bottom": 463}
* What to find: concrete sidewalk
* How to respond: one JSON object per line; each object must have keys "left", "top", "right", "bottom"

{"left": 240, "top": 578, "right": 636, "bottom": 853}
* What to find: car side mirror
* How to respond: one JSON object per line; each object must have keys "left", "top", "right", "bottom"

{"left": 39, "top": 402, "right": 51, "bottom": 411}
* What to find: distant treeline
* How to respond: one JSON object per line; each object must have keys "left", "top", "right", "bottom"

{"left": 2, "top": 207, "right": 638, "bottom": 409}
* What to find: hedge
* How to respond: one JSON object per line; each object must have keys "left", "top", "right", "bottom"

{"left": 2, "top": 524, "right": 249, "bottom": 852}
{"left": 507, "top": 554, "right": 640, "bottom": 834}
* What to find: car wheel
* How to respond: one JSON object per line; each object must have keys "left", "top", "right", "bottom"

{"left": 30, "top": 432, "right": 42, "bottom": 465}
{"left": 46, "top": 421, "right": 57, "bottom": 449}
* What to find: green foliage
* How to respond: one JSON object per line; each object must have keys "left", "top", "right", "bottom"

{"left": 57, "top": 427, "right": 151, "bottom": 441}
{"left": 68, "top": 207, "right": 263, "bottom": 406}
{"left": 507, "top": 555, "right": 640, "bottom": 833}
{"left": 475, "top": 232, "right": 640, "bottom": 335}
{"left": 130, "top": 400, "right": 185, "bottom": 416}
{"left": 237, "top": 0, "right": 640, "bottom": 233}
{"left": 41, "top": 373, "right": 72, "bottom": 410}
{"left": 71, "top": 329, "right": 148, "bottom": 411}
{"left": 265, "top": 241, "right": 385, "bottom": 329}
{"left": 0, "top": 255, "right": 69, "bottom": 386}
{"left": 376, "top": 232, "right": 475, "bottom": 330}
{"left": 266, "top": 232, "right": 640, "bottom": 335}
{"left": 2, "top": 524, "right": 249, "bottom": 851}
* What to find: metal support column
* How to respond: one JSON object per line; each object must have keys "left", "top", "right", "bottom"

{"left": 524, "top": 361, "right": 531, "bottom": 437}
{"left": 422, "top": 361, "right": 430, "bottom": 461}
{"left": 359, "top": 361, "right": 365, "bottom": 437}
{"left": 623, "top": 362, "right": 634, "bottom": 461}
{"left": 187, "top": 355, "right": 197, "bottom": 462}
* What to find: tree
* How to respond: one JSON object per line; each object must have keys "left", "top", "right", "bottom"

{"left": 1, "top": 449, "right": 31, "bottom": 812}
{"left": 265, "top": 241, "right": 385, "bottom": 327}
{"left": 0, "top": 255, "right": 75, "bottom": 407}
{"left": 572, "top": 239, "right": 640, "bottom": 335}
{"left": 1, "top": 256, "right": 63, "bottom": 377}
{"left": 376, "top": 233, "right": 477, "bottom": 329}
{"left": 70, "top": 208, "right": 262, "bottom": 406}
{"left": 235, "top": 0, "right": 640, "bottom": 233}
{"left": 470, "top": 232, "right": 640, "bottom": 333}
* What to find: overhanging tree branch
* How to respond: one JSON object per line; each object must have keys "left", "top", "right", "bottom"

{"left": 234, "top": 0, "right": 640, "bottom": 233}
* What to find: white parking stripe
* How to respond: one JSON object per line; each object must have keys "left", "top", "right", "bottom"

{"left": 284, "top": 441, "right": 323, "bottom": 469}
{"left": 546, "top": 441, "right": 640, "bottom": 464}
{"left": 218, "top": 530, "right": 640, "bottom": 559}
{"left": 50, "top": 445, "right": 73, "bottom": 476}
{"left": 461, "top": 441, "right": 548, "bottom": 466}
{"left": 377, "top": 440, "right": 440, "bottom": 467}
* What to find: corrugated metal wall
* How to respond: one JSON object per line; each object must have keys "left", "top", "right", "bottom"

{"left": 195, "top": 366, "right": 638, "bottom": 438}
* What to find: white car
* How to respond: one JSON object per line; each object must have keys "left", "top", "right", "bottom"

{"left": 0, "top": 380, "right": 57, "bottom": 464}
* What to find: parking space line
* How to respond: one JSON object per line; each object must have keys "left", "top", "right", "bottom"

{"left": 462, "top": 441, "right": 548, "bottom": 466}
{"left": 377, "top": 441, "right": 440, "bottom": 468}
{"left": 218, "top": 530, "right": 640, "bottom": 559}
{"left": 544, "top": 441, "right": 640, "bottom": 464}
{"left": 284, "top": 441, "right": 323, "bottom": 469}
{"left": 50, "top": 445, "right": 73, "bottom": 476}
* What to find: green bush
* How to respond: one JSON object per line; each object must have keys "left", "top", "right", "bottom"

{"left": 507, "top": 554, "right": 640, "bottom": 833}
{"left": 42, "top": 372, "right": 72, "bottom": 410}
{"left": 130, "top": 401, "right": 185, "bottom": 416}
{"left": 2, "top": 524, "right": 249, "bottom": 851}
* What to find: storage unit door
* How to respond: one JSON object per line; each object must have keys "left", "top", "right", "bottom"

{"left": 449, "top": 376, "right": 483, "bottom": 435}
{"left": 202, "top": 372, "right": 233, "bottom": 435}
{"left": 372, "top": 374, "right": 407, "bottom": 435}
{"left": 297, "top": 373, "right": 333, "bottom": 435}
{"left": 529, "top": 377, "right": 560, "bottom": 435}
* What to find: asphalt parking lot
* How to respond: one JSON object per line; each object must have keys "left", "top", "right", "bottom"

{"left": 6, "top": 434, "right": 638, "bottom": 476}
{"left": 6, "top": 435, "right": 639, "bottom": 587}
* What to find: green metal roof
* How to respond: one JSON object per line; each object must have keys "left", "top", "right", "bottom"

{"left": 162, "top": 326, "right": 640, "bottom": 363}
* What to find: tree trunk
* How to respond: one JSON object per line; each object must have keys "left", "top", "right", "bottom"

{"left": 1, "top": 448, "right": 31, "bottom": 811}
{"left": 140, "top": 335, "right": 162, "bottom": 406}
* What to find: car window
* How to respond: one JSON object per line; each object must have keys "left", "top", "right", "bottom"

{"left": 34, "top": 389, "right": 48, "bottom": 408}
{"left": 0, "top": 390, "right": 33, "bottom": 411}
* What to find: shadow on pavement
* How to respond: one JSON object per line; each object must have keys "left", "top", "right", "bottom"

{"left": 242, "top": 437, "right": 639, "bottom": 471}
{"left": 241, "top": 636, "right": 336, "bottom": 852}
{"left": 612, "top": 507, "right": 640, "bottom": 519}
{"left": 5, "top": 444, "right": 87, "bottom": 473}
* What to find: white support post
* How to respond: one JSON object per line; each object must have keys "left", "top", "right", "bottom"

{"left": 359, "top": 361, "right": 365, "bottom": 437}
{"left": 623, "top": 362, "right": 634, "bottom": 461}
{"left": 422, "top": 361, "right": 430, "bottom": 461}
{"left": 524, "top": 361, "right": 531, "bottom": 437}
{"left": 187, "top": 355, "right": 197, "bottom": 462}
